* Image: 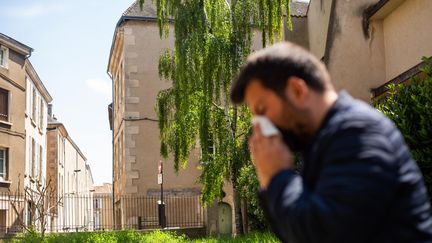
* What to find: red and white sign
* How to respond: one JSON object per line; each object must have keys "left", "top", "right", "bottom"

{"left": 158, "top": 160, "right": 163, "bottom": 174}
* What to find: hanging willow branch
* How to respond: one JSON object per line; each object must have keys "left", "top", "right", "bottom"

{"left": 142, "top": 0, "right": 291, "bottom": 204}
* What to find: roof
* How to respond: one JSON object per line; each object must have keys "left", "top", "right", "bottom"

{"left": 0, "top": 32, "right": 33, "bottom": 56}
{"left": 25, "top": 60, "right": 53, "bottom": 103}
{"left": 122, "top": 0, "right": 308, "bottom": 19}
{"left": 93, "top": 183, "right": 112, "bottom": 194}
{"left": 291, "top": 1, "right": 309, "bottom": 17}
{"left": 48, "top": 119, "right": 88, "bottom": 161}
{"left": 123, "top": 0, "right": 157, "bottom": 18}
{"left": 107, "top": 0, "right": 309, "bottom": 74}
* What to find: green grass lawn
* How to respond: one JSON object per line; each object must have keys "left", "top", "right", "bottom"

{"left": 8, "top": 229, "right": 280, "bottom": 243}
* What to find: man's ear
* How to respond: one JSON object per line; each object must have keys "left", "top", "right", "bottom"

{"left": 285, "top": 76, "right": 309, "bottom": 108}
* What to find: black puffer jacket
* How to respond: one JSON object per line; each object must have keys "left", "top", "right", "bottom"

{"left": 259, "top": 91, "right": 432, "bottom": 243}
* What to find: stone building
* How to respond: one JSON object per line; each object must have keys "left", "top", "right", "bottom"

{"left": 46, "top": 109, "right": 94, "bottom": 232}
{"left": 92, "top": 183, "right": 113, "bottom": 230}
{"left": 0, "top": 32, "right": 54, "bottom": 235}
{"left": 107, "top": 0, "right": 310, "bottom": 235}
{"left": 107, "top": 0, "right": 203, "bottom": 230}
{"left": 0, "top": 33, "right": 33, "bottom": 235}
{"left": 0, "top": 33, "right": 32, "bottom": 193}
{"left": 307, "top": 0, "right": 432, "bottom": 101}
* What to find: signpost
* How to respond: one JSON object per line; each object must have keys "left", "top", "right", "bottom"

{"left": 157, "top": 160, "right": 166, "bottom": 228}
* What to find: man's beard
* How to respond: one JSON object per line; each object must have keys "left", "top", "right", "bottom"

{"left": 277, "top": 127, "right": 310, "bottom": 152}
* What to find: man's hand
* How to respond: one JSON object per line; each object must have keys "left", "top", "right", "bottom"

{"left": 249, "top": 123, "right": 294, "bottom": 189}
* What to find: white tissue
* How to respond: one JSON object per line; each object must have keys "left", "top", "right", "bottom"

{"left": 252, "top": 116, "right": 280, "bottom": 137}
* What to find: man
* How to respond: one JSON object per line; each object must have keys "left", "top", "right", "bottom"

{"left": 230, "top": 42, "right": 432, "bottom": 242}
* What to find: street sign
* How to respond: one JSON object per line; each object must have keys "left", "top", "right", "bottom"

{"left": 158, "top": 160, "right": 163, "bottom": 174}
{"left": 158, "top": 173, "right": 163, "bottom": 185}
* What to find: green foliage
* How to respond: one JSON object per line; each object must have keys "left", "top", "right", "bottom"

{"left": 10, "top": 230, "right": 279, "bottom": 243}
{"left": 192, "top": 231, "right": 280, "bottom": 242}
{"left": 375, "top": 57, "right": 432, "bottom": 198}
{"left": 147, "top": 0, "right": 291, "bottom": 206}
{"left": 11, "top": 230, "right": 188, "bottom": 243}
{"left": 237, "top": 164, "right": 268, "bottom": 230}
{"left": 14, "top": 227, "right": 43, "bottom": 243}
{"left": 139, "top": 0, "right": 292, "bottom": 233}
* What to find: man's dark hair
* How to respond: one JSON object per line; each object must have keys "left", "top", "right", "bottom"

{"left": 230, "top": 42, "right": 330, "bottom": 104}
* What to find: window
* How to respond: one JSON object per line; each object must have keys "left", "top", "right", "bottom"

{"left": 27, "top": 202, "right": 33, "bottom": 226}
{"left": 0, "top": 88, "right": 8, "bottom": 122}
{"left": 39, "top": 145, "right": 43, "bottom": 179}
{"left": 39, "top": 99, "right": 44, "bottom": 129}
{"left": 35, "top": 96, "right": 39, "bottom": 126}
{"left": 0, "top": 46, "right": 8, "bottom": 69}
{"left": 35, "top": 142, "right": 39, "bottom": 179}
{"left": 31, "top": 138, "right": 36, "bottom": 177}
{"left": 93, "top": 198, "right": 102, "bottom": 209}
{"left": 32, "top": 88, "right": 36, "bottom": 122}
{"left": 0, "top": 148, "right": 7, "bottom": 180}
{"left": 28, "top": 136, "right": 32, "bottom": 176}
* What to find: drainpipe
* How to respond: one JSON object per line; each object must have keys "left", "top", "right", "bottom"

{"left": 107, "top": 71, "right": 115, "bottom": 229}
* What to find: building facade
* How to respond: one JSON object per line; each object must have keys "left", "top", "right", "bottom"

{"left": 306, "top": 0, "right": 432, "bottom": 101}
{"left": 107, "top": 0, "right": 309, "bottom": 235}
{"left": 107, "top": 1, "right": 204, "bottom": 230}
{"left": 92, "top": 183, "right": 113, "bottom": 231}
{"left": 0, "top": 33, "right": 56, "bottom": 235}
{"left": 0, "top": 33, "right": 33, "bottom": 236}
{"left": 46, "top": 111, "right": 94, "bottom": 232}
{"left": 24, "top": 61, "right": 52, "bottom": 188}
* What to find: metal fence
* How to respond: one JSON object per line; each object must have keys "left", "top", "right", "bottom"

{"left": 0, "top": 193, "right": 204, "bottom": 237}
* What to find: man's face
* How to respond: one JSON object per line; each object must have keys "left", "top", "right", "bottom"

{"left": 245, "top": 79, "right": 311, "bottom": 152}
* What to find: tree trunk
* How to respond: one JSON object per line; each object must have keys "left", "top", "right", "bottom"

{"left": 231, "top": 166, "right": 244, "bottom": 235}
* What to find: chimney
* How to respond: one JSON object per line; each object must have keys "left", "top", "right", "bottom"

{"left": 48, "top": 104, "right": 53, "bottom": 118}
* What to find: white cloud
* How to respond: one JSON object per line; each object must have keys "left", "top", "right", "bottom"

{"left": 85, "top": 78, "right": 112, "bottom": 96}
{"left": 2, "top": 3, "right": 66, "bottom": 18}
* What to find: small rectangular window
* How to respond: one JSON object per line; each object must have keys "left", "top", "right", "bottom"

{"left": 39, "top": 99, "right": 44, "bottom": 129}
{"left": 32, "top": 88, "right": 36, "bottom": 122}
{"left": 0, "top": 148, "right": 7, "bottom": 180}
{"left": 0, "top": 46, "right": 8, "bottom": 68}
{"left": 0, "top": 88, "right": 8, "bottom": 122}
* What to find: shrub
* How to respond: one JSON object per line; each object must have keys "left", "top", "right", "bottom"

{"left": 375, "top": 57, "right": 432, "bottom": 198}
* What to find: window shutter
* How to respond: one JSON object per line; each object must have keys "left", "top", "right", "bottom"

{"left": 39, "top": 145, "right": 43, "bottom": 179}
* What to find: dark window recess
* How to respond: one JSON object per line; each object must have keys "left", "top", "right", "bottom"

{"left": 0, "top": 88, "right": 8, "bottom": 122}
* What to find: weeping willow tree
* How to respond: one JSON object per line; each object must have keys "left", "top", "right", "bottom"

{"left": 140, "top": 0, "right": 292, "bottom": 234}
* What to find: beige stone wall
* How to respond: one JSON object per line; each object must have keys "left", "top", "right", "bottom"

{"left": 111, "top": 28, "right": 126, "bottom": 198}
{"left": 323, "top": 0, "right": 387, "bottom": 101}
{"left": 307, "top": 0, "right": 333, "bottom": 59}
{"left": 381, "top": 0, "right": 432, "bottom": 81}
{"left": 121, "top": 20, "right": 202, "bottom": 196}
{"left": 46, "top": 129, "right": 59, "bottom": 212}
{"left": 0, "top": 48, "right": 27, "bottom": 193}
{"left": 285, "top": 17, "right": 309, "bottom": 49}
{"left": 321, "top": 0, "right": 432, "bottom": 101}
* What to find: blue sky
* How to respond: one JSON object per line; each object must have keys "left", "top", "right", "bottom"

{"left": 0, "top": 0, "right": 135, "bottom": 185}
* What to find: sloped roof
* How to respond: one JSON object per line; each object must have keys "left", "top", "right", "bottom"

{"left": 291, "top": 1, "right": 309, "bottom": 17}
{"left": 0, "top": 32, "right": 33, "bottom": 55}
{"left": 94, "top": 183, "right": 112, "bottom": 194}
{"left": 122, "top": 0, "right": 157, "bottom": 18}
{"left": 121, "top": 0, "right": 308, "bottom": 19}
